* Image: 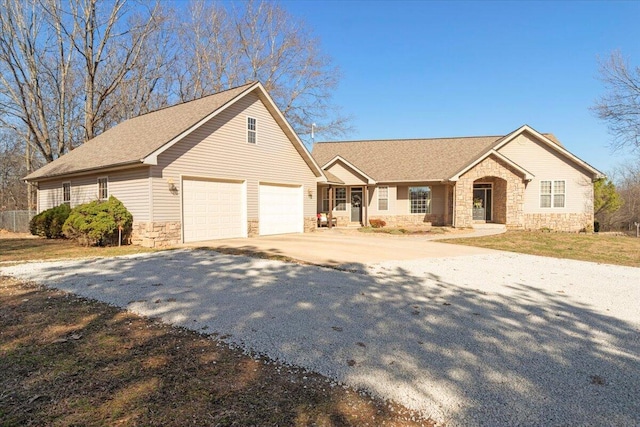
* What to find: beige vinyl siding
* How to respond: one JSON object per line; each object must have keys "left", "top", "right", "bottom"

{"left": 367, "top": 185, "right": 397, "bottom": 215}
{"left": 321, "top": 183, "right": 446, "bottom": 218}
{"left": 108, "top": 168, "right": 151, "bottom": 221}
{"left": 36, "top": 168, "right": 150, "bottom": 221}
{"left": 324, "top": 162, "right": 368, "bottom": 185}
{"left": 38, "top": 181, "right": 64, "bottom": 212}
{"left": 37, "top": 176, "right": 98, "bottom": 211}
{"left": 152, "top": 91, "right": 317, "bottom": 222}
{"left": 394, "top": 184, "right": 445, "bottom": 215}
{"left": 498, "top": 133, "right": 594, "bottom": 214}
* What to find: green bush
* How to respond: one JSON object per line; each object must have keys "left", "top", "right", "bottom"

{"left": 29, "top": 203, "right": 71, "bottom": 238}
{"left": 63, "top": 196, "right": 133, "bottom": 246}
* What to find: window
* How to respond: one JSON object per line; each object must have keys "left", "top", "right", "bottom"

{"left": 335, "top": 187, "right": 347, "bottom": 211}
{"left": 378, "top": 186, "right": 389, "bottom": 210}
{"left": 540, "top": 180, "right": 565, "bottom": 208}
{"left": 409, "top": 186, "right": 431, "bottom": 214}
{"left": 322, "top": 187, "right": 330, "bottom": 212}
{"left": 247, "top": 117, "right": 257, "bottom": 144}
{"left": 62, "top": 182, "right": 71, "bottom": 205}
{"left": 98, "top": 177, "right": 108, "bottom": 200}
{"left": 553, "top": 180, "right": 565, "bottom": 208}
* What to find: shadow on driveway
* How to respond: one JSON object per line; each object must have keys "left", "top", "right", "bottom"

{"left": 2, "top": 249, "right": 639, "bottom": 425}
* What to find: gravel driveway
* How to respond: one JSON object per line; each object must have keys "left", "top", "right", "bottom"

{"left": 2, "top": 249, "right": 639, "bottom": 426}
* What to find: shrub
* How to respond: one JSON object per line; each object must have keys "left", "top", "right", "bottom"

{"left": 369, "top": 218, "right": 386, "bottom": 228}
{"left": 29, "top": 203, "right": 71, "bottom": 238}
{"left": 63, "top": 196, "right": 133, "bottom": 246}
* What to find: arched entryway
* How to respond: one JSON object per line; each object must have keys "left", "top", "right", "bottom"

{"left": 472, "top": 177, "right": 507, "bottom": 224}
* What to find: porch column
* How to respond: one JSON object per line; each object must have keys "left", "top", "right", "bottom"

{"left": 328, "top": 186, "right": 334, "bottom": 229}
{"left": 444, "top": 184, "right": 450, "bottom": 225}
{"left": 452, "top": 184, "right": 457, "bottom": 227}
{"left": 363, "top": 186, "right": 369, "bottom": 226}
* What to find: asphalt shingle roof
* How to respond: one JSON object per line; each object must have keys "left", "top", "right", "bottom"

{"left": 312, "top": 133, "right": 563, "bottom": 182}
{"left": 312, "top": 136, "right": 501, "bottom": 182}
{"left": 25, "top": 82, "right": 256, "bottom": 181}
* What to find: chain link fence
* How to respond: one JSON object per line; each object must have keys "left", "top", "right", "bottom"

{"left": 0, "top": 210, "right": 35, "bottom": 233}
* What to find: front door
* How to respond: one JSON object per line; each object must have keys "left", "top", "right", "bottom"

{"left": 350, "top": 187, "right": 363, "bottom": 223}
{"left": 472, "top": 184, "right": 492, "bottom": 221}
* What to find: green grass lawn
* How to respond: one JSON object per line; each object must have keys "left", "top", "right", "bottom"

{"left": 448, "top": 231, "right": 640, "bottom": 267}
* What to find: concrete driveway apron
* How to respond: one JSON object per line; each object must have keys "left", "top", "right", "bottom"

{"left": 182, "top": 230, "right": 496, "bottom": 267}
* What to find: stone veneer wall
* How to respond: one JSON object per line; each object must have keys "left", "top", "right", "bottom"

{"left": 134, "top": 217, "right": 317, "bottom": 247}
{"left": 371, "top": 214, "right": 440, "bottom": 227}
{"left": 304, "top": 217, "right": 317, "bottom": 232}
{"left": 524, "top": 212, "right": 593, "bottom": 232}
{"left": 132, "top": 221, "right": 182, "bottom": 248}
{"left": 247, "top": 220, "right": 259, "bottom": 237}
{"left": 455, "top": 156, "right": 526, "bottom": 228}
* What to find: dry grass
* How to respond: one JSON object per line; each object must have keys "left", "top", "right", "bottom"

{"left": 0, "top": 277, "right": 432, "bottom": 426}
{"left": 449, "top": 231, "right": 640, "bottom": 267}
{"left": 0, "top": 235, "right": 156, "bottom": 263}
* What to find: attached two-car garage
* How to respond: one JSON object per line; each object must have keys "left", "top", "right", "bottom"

{"left": 182, "top": 178, "right": 303, "bottom": 243}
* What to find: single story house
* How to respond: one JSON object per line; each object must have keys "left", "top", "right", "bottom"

{"left": 312, "top": 125, "right": 604, "bottom": 231}
{"left": 24, "top": 81, "right": 326, "bottom": 247}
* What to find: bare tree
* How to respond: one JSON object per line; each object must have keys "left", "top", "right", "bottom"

{"left": 609, "top": 158, "right": 640, "bottom": 232}
{"left": 0, "top": 0, "right": 171, "bottom": 164}
{"left": 0, "top": 131, "right": 33, "bottom": 210}
{"left": 174, "top": 1, "right": 236, "bottom": 100}
{"left": 175, "top": 0, "right": 352, "bottom": 143}
{"left": 0, "top": 0, "right": 349, "bottom": 172}
{"left": 0, "top": 0, "right": 72, "bottom": 163}
{"left": 54, "top": 0, "right": 170, "bottom": 140}
{"left": 593, "top": 51, "right": 640, "bottom": 152}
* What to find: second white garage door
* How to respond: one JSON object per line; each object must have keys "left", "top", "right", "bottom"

{"left": 182, "top": 178, "right": 245, "bottom": 243}
{"left": 259, "top": 184, "right": 303, "bottom": 236}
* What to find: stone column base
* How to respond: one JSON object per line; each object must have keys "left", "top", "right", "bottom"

{"left": 132, "top": 221, "right": 181, "bottom": 248}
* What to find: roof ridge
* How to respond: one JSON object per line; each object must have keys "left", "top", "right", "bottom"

{"left": 132, "top": 81, "right": 257, "bottom": 119}
{"left": 315, "top": 135, "right": 505, "bottom": 144}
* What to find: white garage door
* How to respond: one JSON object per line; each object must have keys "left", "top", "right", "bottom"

{"left": 182, "top": 178, "right": 245, "bottom": 242}
{"left": 259, "top": 184, "right": 303, "bottom": 236}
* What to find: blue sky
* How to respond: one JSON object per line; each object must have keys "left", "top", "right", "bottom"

{"left": 281, "top": 0, "right": 640, "bottom": 174}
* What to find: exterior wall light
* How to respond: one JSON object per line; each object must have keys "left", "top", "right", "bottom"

{"left": 167, "top": 178, "right": 178, "bottom": 192}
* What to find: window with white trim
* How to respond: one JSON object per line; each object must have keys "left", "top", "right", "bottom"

{"left": 409, "top": 186, "right": 431, "bottom": 214}
{"left": 62, "top": 182, "right": 71, "bottom": 205}
{"left": 98, "top": 177, "right": 108, "bottom": 200}
{"left": 378, "top": 186, "right": 389, "bottom": 210}
{"left": 335, "top": 187, "right": 347, "bottom": 211}
{"left": 247, "top": 117, "right": 257, "bottom": 144}
{"left": 540, "top": 180, "right": 565, "bottom": 208}
{"left": 322, "top": 187, "right": 330, "bottom": 212}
